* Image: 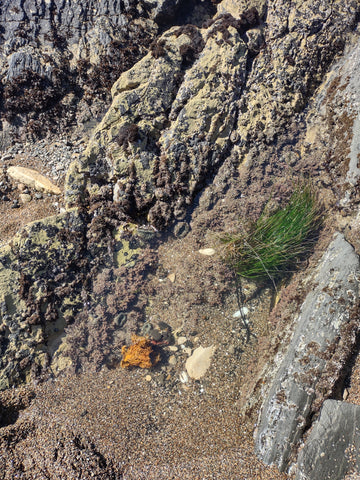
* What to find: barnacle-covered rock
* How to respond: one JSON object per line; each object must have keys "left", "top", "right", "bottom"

{"left": 65, "top": 15, "right": 252, "bottom": 228}
{"left": 0, "top": 209, "right": 86, "bottom": 389}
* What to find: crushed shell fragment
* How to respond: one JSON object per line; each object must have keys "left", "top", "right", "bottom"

{"left": 168, "top": 273, "right": 176, "bottom": 283}
{"left": 179, "top": 371, "right": 189, "bottom": 383}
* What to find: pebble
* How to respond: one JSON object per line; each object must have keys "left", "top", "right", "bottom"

{"left": 168, "top": 355, "right": 177, "bottom": 366}
{"left": 35, "top": 192, "right": 43, "bottom": 199}
{"left": 167, "top": 273, "right": 176, "bottom": 283}
{"left": 168, "top": 345, "right": 178, "bottom": 352}
{"left": 185, "top": 345, "right": 216, "bottom": 380}
{"left": 11, "top": 200, "right": 19, "bottom": 208}
{"left": 1, "top": 138, "right": 85, "bottom": 195}
{"left": 7, "top": 166, "right": 61, "bottom": 195}
{"left": 19, "top": 193, "right": 32, "bottom": 204}
{"left": 179, "top": 371, "right": 188, "bottom": 383}
{"left": 145, "top": 375, "right": 152, "bottom": 382}
{"left": 177, "top": 336, "right": 187, "bottom": 345}
{"left": 228, "top": 345, "right": 235, "bottom": 355}
{"left": 198, "top": 248, "right": 216, "bottom": 256}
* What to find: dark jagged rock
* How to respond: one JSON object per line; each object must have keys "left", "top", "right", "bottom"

{"left": 0, "top": 0, "right": 217, "bottom": 139}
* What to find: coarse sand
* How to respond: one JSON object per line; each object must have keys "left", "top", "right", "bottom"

{"left": 0, "top": 367, "right": 291, "bottom": 479}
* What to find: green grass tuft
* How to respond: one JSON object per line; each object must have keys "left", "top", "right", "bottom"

{"left": 220, "top": 183, "right": 323, "bottom": 282}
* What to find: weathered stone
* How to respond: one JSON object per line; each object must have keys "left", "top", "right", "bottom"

{"left": 234, "top": 0, "right": 359, "bottom": 152}
{"left": 296, "top": 400, "right": 360, "bottom": 480}
{"left": 7, "top": 166, "right": 61, "bottom": 195}
{"left": 218, "top": 0, "right": 267, "bottom": 19}
{"left": 0, "top": 0, "right": 159, "bottom": 137}
{"left": 0, "top": 210, "right": 85, "bottom": 389}
{"left": 66, "top": 16, "right": 250, "bottom": 228}
{"left": 303, "top": 35, "right": 360, "bottom": 188}
{"left": 19, "top": 193, "right": 32, "bottom": 204}
{"left": 255, "top": 233, "right": 360, "bottom": 471}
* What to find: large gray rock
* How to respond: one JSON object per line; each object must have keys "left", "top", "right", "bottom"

{"left": 255, "top": 233, "right": 360, "bottom": 471}
{"left": 296, "top": 400, "right": 360, "bottom": 480}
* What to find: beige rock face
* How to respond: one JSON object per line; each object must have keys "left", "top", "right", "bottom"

{"left": 218, "top": 0, "right": 267, "bottom": 19}
{"left": 7, "top": 166, "right": 61, "bottom": 195}
{"left": 185, "top": 345, "right": 216, "bottom": 380}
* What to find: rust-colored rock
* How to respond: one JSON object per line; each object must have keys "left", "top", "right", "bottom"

{"left": 120, "top": 335, "right": 160, "bottom": 369}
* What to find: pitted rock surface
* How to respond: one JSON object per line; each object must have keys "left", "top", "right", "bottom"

{"left": 0, "top": 0, "right": 216, "bottom": 138}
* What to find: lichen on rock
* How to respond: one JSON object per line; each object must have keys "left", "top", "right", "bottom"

{"left": 66, "top": 14, "right": 254, "bottom": 229}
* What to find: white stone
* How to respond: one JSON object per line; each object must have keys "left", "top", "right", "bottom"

{"left": 233, "top": 307, "right": 249, "bottom": 318}
{"left": 179, "top": 371, "right": 188, "bottom": 383}
{"left": 19, "top": 193, "right": 32, "bottom": 204}
{"left": 168, "top": 355, "right": 177, "bottom": 365}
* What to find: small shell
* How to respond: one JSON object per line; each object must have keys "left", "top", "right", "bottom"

{"left": 179, "top": 371, "right": 189, "bottom": 383}
{"left": 198, "top": 248, "right": 216, "bottom": 256}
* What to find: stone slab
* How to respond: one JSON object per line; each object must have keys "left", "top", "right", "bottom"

{"left": 255, "top": 233, "right": 360, "bottom": 471}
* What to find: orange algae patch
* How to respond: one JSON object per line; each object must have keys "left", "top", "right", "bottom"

{"left": 120, "top": 335, "right": 160, "bottom": 369}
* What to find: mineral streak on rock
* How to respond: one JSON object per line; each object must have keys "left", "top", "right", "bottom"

{"left": 255, "top": 233, "right": 360, "bottom": 471}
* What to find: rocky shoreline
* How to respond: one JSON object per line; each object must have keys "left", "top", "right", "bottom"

{"left": 1, "top": 1, "right": 360, "bottom": 479}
